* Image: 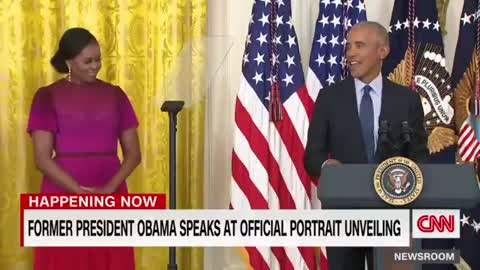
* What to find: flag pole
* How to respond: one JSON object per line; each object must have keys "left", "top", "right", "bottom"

{"left": 161, "top": 100, "right": 185, "bottom": 270}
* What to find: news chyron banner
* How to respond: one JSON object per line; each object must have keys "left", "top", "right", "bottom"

{"left": 20, "top": 194, "right": 457, "bottom": 247}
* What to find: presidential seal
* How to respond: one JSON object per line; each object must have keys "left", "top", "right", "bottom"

{"left": 373, "top": 156, "right": 423, "bottom": 206}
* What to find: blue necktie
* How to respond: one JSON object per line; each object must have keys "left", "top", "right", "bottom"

{"left": 360, "top": 85, "right": 375, "bottom": 163}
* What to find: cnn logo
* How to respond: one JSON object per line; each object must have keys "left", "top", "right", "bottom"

{"left": 412, "top": 210, "right": 460, "bottom": 239}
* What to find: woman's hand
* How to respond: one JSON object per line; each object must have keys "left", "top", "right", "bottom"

{"left": 80, "top": 185, "right": 115, "bottom": 194}
{"left": 73, "top": 185, "right": 90, "bottom": 194}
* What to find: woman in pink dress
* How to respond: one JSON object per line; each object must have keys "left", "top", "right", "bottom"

{"left": 27, "top": 28, "right": 141, "bottom": 270}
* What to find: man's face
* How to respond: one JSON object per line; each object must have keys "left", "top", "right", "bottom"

{"left": 346, "top": 25, "right": 389, "bottom": 83}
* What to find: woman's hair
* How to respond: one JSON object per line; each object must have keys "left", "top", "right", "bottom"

{"left": 50, "top": 28, "right": 97, "bottom": 73}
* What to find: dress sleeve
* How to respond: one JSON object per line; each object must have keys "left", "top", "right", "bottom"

{"left": 27, "top": 87, "right": 57, "bottom": 134}
{"left": 117, "top": 87, "right": 139, "bottom": 131}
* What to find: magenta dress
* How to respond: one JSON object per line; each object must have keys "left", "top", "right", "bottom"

{"left": 27, "top": 78, "right": 138, "bottom": 270}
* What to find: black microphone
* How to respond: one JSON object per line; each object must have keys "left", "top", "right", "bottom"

{"left": 378, "top": 120, "right": 393, "bottom": 160}
{"left": 401, "top": 121, "right": 412, "bottom": 144}
{"left": 379, "top": 120, "right": 390, "bottom": 143}
{"left": 400, "top": 121, "right": 414, "bottom": 159}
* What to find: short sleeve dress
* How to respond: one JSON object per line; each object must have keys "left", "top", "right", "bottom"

{"left": 27, "top": 78, "right": 138, "bottom": 270}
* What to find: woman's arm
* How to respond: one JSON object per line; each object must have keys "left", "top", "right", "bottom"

{"left": 102, "top": 128, "right": 141, "bottom": 193}
{"left": 31, "top": 130, "right": 84, "bottom": 193}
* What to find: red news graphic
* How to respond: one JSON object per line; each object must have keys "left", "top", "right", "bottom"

{"left": 20, "top": 194, "right": 166, "bottom": 246}
{"left": 20, "top": 194, "right": 167, "bottom": 209}
{"left": 417, "top": 214, "right": 455, "bottom": 233}
{"left": 412, "top": 209, "right": 460, "bottom": 239}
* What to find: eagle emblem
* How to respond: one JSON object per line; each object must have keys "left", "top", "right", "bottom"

{"left": 374, "top": 156, "right": 423, "bottom": 206}
{"left": 387, "top": 168, "right": 410, "bottom": 194}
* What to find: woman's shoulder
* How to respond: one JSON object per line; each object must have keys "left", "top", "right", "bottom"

{"left": 37, "top": 79, "right": 126, "bottom": 97}
{"left": 95, "top": 79, "right": 124, "bottom": 92}
{"left": 93, "top": 80, "right": 132, "bottom": 103}
{"left": 36, "top": 78, "right": 77, "bottom": 94}
{"left": 39, "top": 79, "right": 62, "bottom": 89}
{"left": 33, "top": 79, "right": 64, "bottom": 97}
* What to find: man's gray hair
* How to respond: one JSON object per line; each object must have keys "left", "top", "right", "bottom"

{"left": 352, "top": 21, "right": 390, "bottom": 47}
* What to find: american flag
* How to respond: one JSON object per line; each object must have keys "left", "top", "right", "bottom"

{"left": 383, "top": 0, "right": 456, "bottom": 162}
{"left": 303, "top": 1, "right": 366, "bottom": 268}
{"left": 451, "top": 3, "right": 480, "bottom": 267}
{"left": 452, "top": 1, "right": 480, "bottom": 165}
{"left": 230, "top": 0, "right": 319, "bottom": 269}
{"left": 456, "top": 0, "right": 480, "bottom": 164}
{"left": 306, "top": 0, "right": 367, "bottom": 100}
{"left": 458, "top": 106, "right": 480, "bottom": 162}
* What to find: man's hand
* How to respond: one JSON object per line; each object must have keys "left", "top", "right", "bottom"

{"left": 324, "top": 159, "right": 342, "bottom": 167}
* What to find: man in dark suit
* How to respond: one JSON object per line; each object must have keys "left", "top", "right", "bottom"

{"left": 304, "top": 21, "right": 428, "bottom": 270}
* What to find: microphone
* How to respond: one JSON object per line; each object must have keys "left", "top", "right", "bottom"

{"left": 379, "top": 120, "right": 390, "bottom": 143}
{"left": 400, "top": 121, "right": 413, "bottom": 159}
{"left": 401, "top": 121, "right": 412, "bottom": 144}
{"left": 377, "top": 120, "right": 393, "bottom": 160}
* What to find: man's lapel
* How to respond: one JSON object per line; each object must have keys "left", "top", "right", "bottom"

{"left": 343, "top": 77, "right": 368, "bottom": 161}
{"left": 379, "top": 78, "right": 396, "bottom": 126}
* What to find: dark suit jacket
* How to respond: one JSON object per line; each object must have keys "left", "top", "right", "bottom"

{"left": 304, "top": 76, "right": 428, "bottom": 178}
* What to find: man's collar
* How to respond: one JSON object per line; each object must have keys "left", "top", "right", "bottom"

{"left": 354, "top": 73, "right": 383, "bottom": 94}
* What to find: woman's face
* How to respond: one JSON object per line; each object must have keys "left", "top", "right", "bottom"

{"left": 67, "top": 41, "right": 101, "bottom": 84}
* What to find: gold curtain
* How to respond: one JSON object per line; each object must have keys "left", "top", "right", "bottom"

{"left": 0, "top": 0, "right": 206, "bottom": 269}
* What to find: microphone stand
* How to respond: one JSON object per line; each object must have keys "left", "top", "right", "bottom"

{"left": 400, "top": 121, "right": 413, "bottom": 159}
{"left": 375, "top": 120, "right": 414, "bottom": 270}
{"left": 377, "top": 120, "right": 399, "bottom": 161}
{"left": 378, "top": 120, "right": 414, "bottom": 161}
{"left": 399, "top": 121, "right": 421, "bottom": 270}
{"left": 161, "top": 101, "right": 185, "bottom": 270}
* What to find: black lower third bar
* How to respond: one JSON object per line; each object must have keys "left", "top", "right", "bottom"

{"left": 392, "top": 250, "right": 460, "bottom": 264}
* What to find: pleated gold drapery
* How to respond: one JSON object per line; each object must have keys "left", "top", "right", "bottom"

{"left": 0, "top": 1, "right": 206, "bottom": 269}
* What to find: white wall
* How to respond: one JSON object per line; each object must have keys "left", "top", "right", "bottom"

{"left": 205, "top": 1, "right": 464, "bottom": 269}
